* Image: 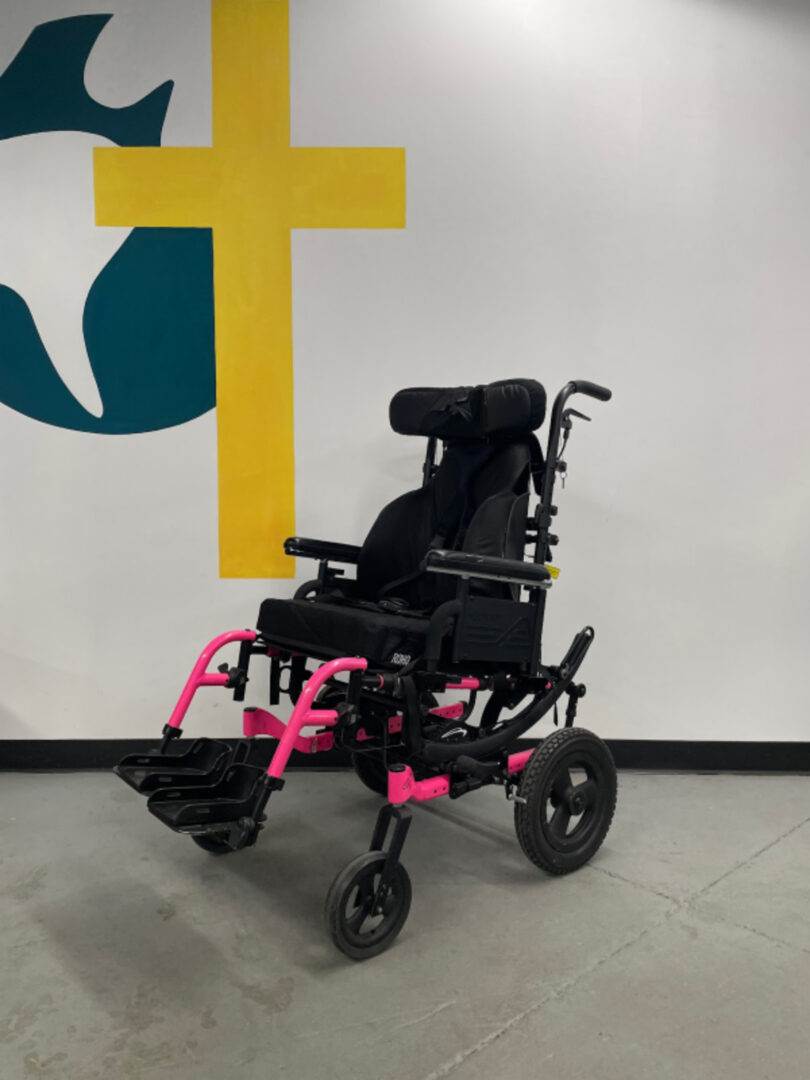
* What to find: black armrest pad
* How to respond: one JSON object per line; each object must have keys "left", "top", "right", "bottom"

{"left": 424, "top": 549, "right": 550, "bottom": 586}
{"left": 284, "top": 537, "right": 362, "bottom": 564}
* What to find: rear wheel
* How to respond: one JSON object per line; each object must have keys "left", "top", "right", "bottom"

{"left": 351, "top": 753, "right": 390, "bottom": 797}
{"left": 514, "top": 727, "right": 617, "bottom": 874}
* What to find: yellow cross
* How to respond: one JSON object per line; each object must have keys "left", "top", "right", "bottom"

{"left": 94, "top": 0, "right": 405, "bottom": 578}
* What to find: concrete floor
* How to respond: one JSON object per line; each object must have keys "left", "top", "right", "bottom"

{"left": 0, "top": 770, "right": 808, "bottom": 1080}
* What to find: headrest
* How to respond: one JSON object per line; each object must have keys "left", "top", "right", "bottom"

{"left": 389, "top": 378, "right": 546, "bottom": 440}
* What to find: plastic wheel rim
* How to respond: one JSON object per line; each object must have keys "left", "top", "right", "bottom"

{"left": 337, "top": 859, "right": 407, "bottom": 951}
{"left": 538, "top": 747, "right": 610, "bottom": 854}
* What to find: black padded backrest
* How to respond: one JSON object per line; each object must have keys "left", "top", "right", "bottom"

{"left": 356, "top": 439, "right": 534, "bottom": 609}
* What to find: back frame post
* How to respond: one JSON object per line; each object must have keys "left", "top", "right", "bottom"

{"left": 533, "top": 379, "right": 611, "bottom": 565}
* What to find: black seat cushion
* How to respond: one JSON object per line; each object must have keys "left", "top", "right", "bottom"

{"left": 257, "top": 596, "right": 429, "bottom": 666}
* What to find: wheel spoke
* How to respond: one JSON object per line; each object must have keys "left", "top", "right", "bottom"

{"left": 551, "top": 768, "right": 573, "bottom": 803}
{"left": 345, "top": 904, "right": 367, "bottom": 933}
{"left": 549, "top": 802, "right": 571, "bottom": 839}
{"left": 358, "top": 876, "right": 377, "bottom": 911}
{"left": 328, "top": 853, "right": 411, "bottom": 958}
{"left": 346, "top": 877, "right": 376, "bottom": 932}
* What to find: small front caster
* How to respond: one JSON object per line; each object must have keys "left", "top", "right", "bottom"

{"left": 191, "top": 832, "right": 235, "bottom": 855}
{"left": 325, "top": 851, "right": 412, "bottom": 960}
{"left": 190, "top": 818, "right": 259, "bottom": 855}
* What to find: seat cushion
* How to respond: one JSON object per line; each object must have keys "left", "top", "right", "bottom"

{"left": 257, "top": 597, "right": 429, "bottom": 666}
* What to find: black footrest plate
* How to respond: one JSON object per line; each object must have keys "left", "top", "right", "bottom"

{"left": 114, "top": 738, "right": 232, "bottom": 794}
{"left": 147, "top": 763, "right": 267, "bottom": 832}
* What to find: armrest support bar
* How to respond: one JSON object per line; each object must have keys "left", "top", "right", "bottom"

{"left": 424, "top": 549, "right": 551, "bottom": 587}
{"left": 284, "top": 537, "right": 362, "bottom": 564}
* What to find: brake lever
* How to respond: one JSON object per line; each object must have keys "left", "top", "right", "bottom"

{"left": 558, "top": 410, "right": 591, "bottom": 488}
{"left": 562, "top": 408, "right": 591, "bottom": 428}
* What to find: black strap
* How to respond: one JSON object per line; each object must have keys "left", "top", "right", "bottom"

{"left": 377, "top": 566, "right": 425, "bottom": 603}
{"left": 431, "top": 442, "right": 498, "bottom": 550}
{"left": 376, "top": 441, "right": 497, "bottom": 603}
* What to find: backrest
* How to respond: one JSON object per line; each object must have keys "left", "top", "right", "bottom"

{"left": 356, "top": 379, "right": 546, "bottom": 610}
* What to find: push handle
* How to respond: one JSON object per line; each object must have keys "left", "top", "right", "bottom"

{"left": 533, "top": 379, "right": 612, "bottom": 567}
{"left": 572, "top": 380, "right": 612, "bottom": 402}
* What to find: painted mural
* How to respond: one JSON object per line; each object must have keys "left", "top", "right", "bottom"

{"left": 0, "top": 0, "right": 406, "bottom": 578}
{"left": 0, "top": 14, "right": 215, "bottom": 435}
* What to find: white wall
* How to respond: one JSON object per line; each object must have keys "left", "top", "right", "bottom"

{"left": 1, "top": 0, "right": 809, "bottom": 742}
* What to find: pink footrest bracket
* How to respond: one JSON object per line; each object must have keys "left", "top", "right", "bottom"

{"left": 243, "top": 707, "right": 337, "bottom": 754}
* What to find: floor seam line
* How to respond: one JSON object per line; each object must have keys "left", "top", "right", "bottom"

{"left": 685, "top": 908, "right": 810, "bottom": 957}
{"left": 419, "top": 913, "right": 675, "bottom": 1080}
{"left": 588, "top": 863, "right": 680, "bottom": 903}
{"left": 692, "top": 815, "right": 810, "bottom": 898}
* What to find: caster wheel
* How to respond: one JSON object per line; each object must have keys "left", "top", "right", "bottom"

{"left": 191, "top": 833, "right": 234, "bottom": 855}
{"left": 325, "top": 851, "right": 412, "bottom": 960}
{"left": 351, "top": 753, "right": 390, "bottom": 797}
{"left": 514, "top": 727, "right": 617, "bottom": 875}
{"left": 191, "top": 820, "right": 258, "bottom": 854}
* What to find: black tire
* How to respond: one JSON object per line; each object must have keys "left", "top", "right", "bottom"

{"left": 191, "top": 819, "right": 258, "bottom": 854}
{"left": 325, "top": 851, "right": 412, "bottom": 960}
{"left": 351, "top": 752, "right": 390, "bottom": 797}
{"left": 191, "top": 833, "right": 234, "bottom": 855}
{"left": 514, "top": 727, "right": 617, "bottom": 875}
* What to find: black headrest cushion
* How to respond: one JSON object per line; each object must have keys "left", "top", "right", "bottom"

{"left": 389, "top": 378, "right": 546, "bottom": 440}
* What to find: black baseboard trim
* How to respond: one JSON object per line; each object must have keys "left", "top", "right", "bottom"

{"left": 604, "top": 740, "right": 810, "bottom": 772}
{"left": 1, "top": 738, "right": 808, "bottom": 772}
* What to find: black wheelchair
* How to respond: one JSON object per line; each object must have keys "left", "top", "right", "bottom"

{"left": 116, "top": 377, "right": 617, "bottom": 959}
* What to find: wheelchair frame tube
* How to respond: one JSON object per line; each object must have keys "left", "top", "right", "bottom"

{"left": 265, "top": 656, "right": 367, "bottom": 778}
{"left": 163, "top": 629, "right": 578, "bottom": 792}
{"left": 420, "top": 626, "right": 595, "bottom": 763}
{"left": 166, "top": 629, "right": 258, "bottom": 730}
{"left": 387, "top": 746, "right": 534, "bottom": 806}
{"left": 163, "top": 640, "right": 367, "bottom": 781}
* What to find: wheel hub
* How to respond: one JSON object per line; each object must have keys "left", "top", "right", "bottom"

{"left": 566, "top": 788, "right": 586, "bottom": 815}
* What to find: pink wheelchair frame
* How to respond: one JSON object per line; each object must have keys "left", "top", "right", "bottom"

{"left": 169, "top": 630, "right": 534, "bottom": 802}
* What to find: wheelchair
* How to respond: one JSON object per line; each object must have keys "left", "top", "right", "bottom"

{"left": 115, "top": 377, "right": 617, "bottom": 959}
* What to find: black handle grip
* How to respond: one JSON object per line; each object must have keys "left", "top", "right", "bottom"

{"left": 572, "top": 380, "right": 612, "bottom": 402}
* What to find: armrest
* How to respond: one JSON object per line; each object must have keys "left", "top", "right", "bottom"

{"left": 424, "top": 549, "right": 551, "bottom": 587}
{"left": 283, "top": 537, "right": 362, "bottom": 564}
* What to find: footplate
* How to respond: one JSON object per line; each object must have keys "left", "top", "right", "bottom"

{"left": 114, "top": 738, "right": 237, "bottom": 795}
{"left": 146, "top": 763, "right": 269, "bottom": 833}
